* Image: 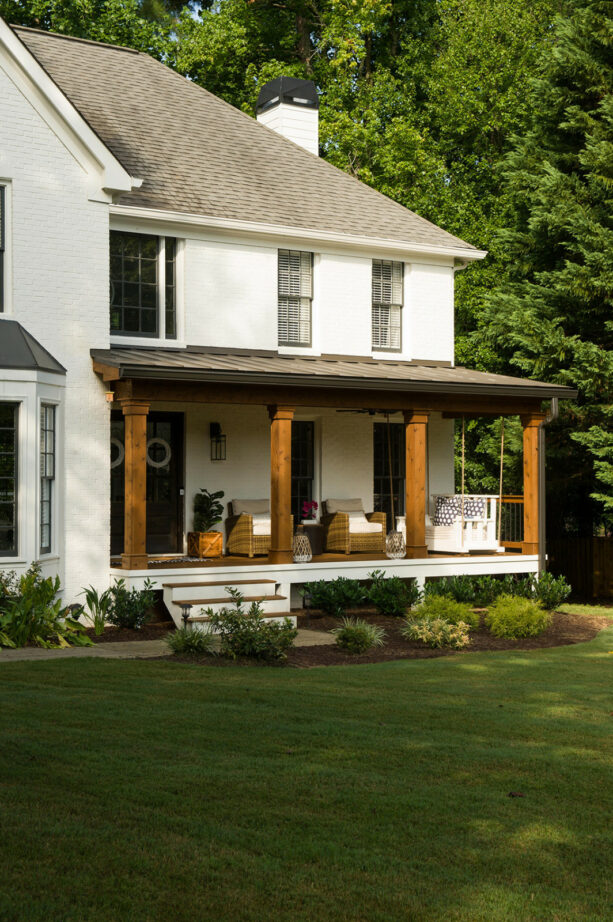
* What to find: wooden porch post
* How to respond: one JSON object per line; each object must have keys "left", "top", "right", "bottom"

{"left": 269, "top": 405, "right": 294, "bottom": 564}
{"left": 521, "top": 412, "right": 545, "bottom": 556}
{"left": 404, "top": 409, "right": 430, "bottom": 558}
{"left": 121, "top": 398, "right": 150, "bottom": 570}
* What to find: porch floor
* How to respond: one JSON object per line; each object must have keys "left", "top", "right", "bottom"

{"left": 111, "top": 549, "right": 523, "bottom": 569}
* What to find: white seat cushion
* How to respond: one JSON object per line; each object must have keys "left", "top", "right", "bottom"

{"left": 250, "top": 513, "right": 271, "bottom": 536}
{"left": 349, "top": 513, "right": 383, "bottom": 535}
{"left": 326, "top": 498, "right": 365, "bottom": 514}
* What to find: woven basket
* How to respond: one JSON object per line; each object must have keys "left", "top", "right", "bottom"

{"left": 187, "top": 531, "right": 223, "bottom": 559}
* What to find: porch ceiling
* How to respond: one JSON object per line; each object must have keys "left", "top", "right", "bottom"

{"left": 91, "top": 346, "right": 576, "bottom": 401}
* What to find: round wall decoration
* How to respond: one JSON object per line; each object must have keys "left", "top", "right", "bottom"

{"left": 147, "top": 437, "right": 171, "bottom": 469}
{"left": 110, "top": 437, "right": 124, "bottom": 469}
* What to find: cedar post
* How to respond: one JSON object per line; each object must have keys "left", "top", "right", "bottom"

{"left": 269, "top": 405, "right": 295, "bottom": 564}
{"left": 521, "top": 412, "right": 545, "bottom": 556}
{"left": 121, "top": 398, "right": 150, "bottom": 570}
{"left": 404, "top": 409, "right": 430, "bottom": 558}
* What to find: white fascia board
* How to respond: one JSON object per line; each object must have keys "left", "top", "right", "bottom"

{"left": 109, "top": 203, "right": 488, "bottom": 263}
{"left": 0, "top": 20, "right": 139, "bottom": 198}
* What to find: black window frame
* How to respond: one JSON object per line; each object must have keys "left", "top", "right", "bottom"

{"left": 373, "top": 422, "right": 405, "bottom": 525}
{"left": 40, "top": 404, "right": 56, "bottom": 555}
{"left": 110, "top": 231, "right": 177, "bottom": 339}
{"left": 0, "top": 402, "right": 18, "bottom": 557}
{"left": 291, "top": 420, "right": 315, "bottom": 521}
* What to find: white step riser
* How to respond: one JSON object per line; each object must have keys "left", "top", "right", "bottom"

{"left": 169, "top": 582, "right": 278, "bottom": 603}
{"left": 188, "top": 615, "right": 297, "bottom": 635}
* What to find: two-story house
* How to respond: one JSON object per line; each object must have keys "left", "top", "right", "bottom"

{"left": 0, "top": 20, "right": 574, "bottom": 620}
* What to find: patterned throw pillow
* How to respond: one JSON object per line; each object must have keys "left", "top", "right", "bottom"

{"left": 433, "top": 496, "right": 460, "bottom": 526}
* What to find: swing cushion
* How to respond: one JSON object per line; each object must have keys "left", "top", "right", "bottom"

{"left": 433, "top": 496, "right": 486, "bottom": 526}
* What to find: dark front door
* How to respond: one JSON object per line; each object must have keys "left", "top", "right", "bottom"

{"left": 111, "top": 411, "right": 184, "bottom": 556}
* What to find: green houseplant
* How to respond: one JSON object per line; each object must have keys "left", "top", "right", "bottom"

{"left": 188, "top": 488, "right": 225, "bottom": 558}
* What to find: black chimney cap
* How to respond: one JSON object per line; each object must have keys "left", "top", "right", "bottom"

{"left": 256, "top": 77, "right": 319, "bottom": 113}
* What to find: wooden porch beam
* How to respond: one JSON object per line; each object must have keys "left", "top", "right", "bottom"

{"left": 404, "top": 409, "right": 430, "bottom": 559}
{"left": 268, "top": 405, "right": 295, "bottom": 565}
{"left": 111, "top": 379, "right": 543, "bottom": 417}
{"left": 120, "top": 398, "right": 150, "bottom": 570}
{"left": 521, "top": 412, "right": 546, "bottom": 556}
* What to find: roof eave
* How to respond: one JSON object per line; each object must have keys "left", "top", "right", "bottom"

{"left": 109, "top": 204, "right": 487, "bottom": 262}
{"left": 96, "top": 359, "right": 576, "bottom": 400}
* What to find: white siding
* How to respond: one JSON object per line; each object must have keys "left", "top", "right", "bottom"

{"left": 0, "top": 61, "right": 110, "bottom": 600}
{"left": 185, "top": 239, "right": 278, "bottom": 350}
{"left": 407, "top": 263, "right": 455, "bottom": 363}
{"left": 428, "top": 413, "right": 455, "bottom": 515}
{"left": 317, "top": 254, "right": 371, "bottom": 356}
{"left": 257, "top": 103, "right": 319, "bottom": 156}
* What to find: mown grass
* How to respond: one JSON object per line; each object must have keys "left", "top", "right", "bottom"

{"left": 1, "top": 615, "right": 612, "bottom": 922}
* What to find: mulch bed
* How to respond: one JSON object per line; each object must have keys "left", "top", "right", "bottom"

{"left": 162, "top": 608, "right": 610, "bottom": 669}
{"left": 84, "top": 621, "right": 173, "bottom": 643}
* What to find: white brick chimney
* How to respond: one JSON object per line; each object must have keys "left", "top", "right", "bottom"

{"left": 256, "top": 77, "right": 319, "bottom": 156}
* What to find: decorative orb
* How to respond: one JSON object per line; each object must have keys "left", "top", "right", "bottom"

{"left": 386, "top": 529, "right": 406, "bottom": 559}
{"left": 293, "top": 532, "right": 312, "bottom": 564}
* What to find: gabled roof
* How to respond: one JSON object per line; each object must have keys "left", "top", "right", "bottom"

{"left": 91, "top": 346, "right": 576, "bottom": 400}
{"left": 13, "top": 25, "right": 479, "bottom": 255}
{"left": 0, "top": 320, "right": 66, "bottom": 374}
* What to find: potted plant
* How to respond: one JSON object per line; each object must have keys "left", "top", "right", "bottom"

{"left": 187, "top": 489, "right": 225, "bottom": 558}
{"left": 301, "top": 500, "right": 319, "bottom": 523}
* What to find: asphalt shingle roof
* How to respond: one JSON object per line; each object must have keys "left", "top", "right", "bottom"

{"left": 14, "top": 25, "right": 478, "bottom": 252}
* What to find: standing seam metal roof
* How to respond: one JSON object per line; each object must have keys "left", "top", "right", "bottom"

{"left": 13, "top": 25, "right": 478, "bottom": 251}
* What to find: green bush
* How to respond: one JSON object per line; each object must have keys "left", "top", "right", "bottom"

{"left": 332, "top": 617, "right": 386, "bottom": 654}
{"left": 532, "top": 573, "right": 571, "bottom": 610}
{"left": 300, "top": 577, "right": 367, "bottom": 617}
{"left": 207, "top": 590, "right": 298, "bottom": 662}
{"left": 80, "top": 585, "right": 114, "bottom": 635}
{"left": 0, "top": 569, "right": 92, "bottom": 649}
{"left": 413, "top": 595, "right": 480, "bottom": 630}
{"left": 107, "top": 578, "right": 156, "bottom": 630}
{"left": 367, "top": 570, "right": 421, "bottom": 616}
{"left": 401, "top": 616, "right": 471, "bottom": 649}
{"left": 165, "top": 626, "right": 214, "bottom": 655}
{"left": 485, "top": 595, "right": 552, "bottom": 638}
{"left": 424, "top": 575, "right": 478, "bottom": 603}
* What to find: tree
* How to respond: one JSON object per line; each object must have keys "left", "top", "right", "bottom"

{"left": 484, "top": 0, "right": 613, "bottom": 533}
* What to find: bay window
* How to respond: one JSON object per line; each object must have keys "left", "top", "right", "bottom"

{"left": 0, "top": 402, "right": 18, "bottom": 555}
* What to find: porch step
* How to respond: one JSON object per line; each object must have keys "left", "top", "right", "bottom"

{"left": 178, "top": 594, "right": 287, "bottom": 606}
{"left": 188, "top": 609, "right": 291, "bottom": 624}
{"left": 161, "top": 579, "right": 276, "bottom": 589}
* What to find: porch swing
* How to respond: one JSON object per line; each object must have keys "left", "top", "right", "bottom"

{"left": 424, "top": 416, "right": 505, "bottom": 554}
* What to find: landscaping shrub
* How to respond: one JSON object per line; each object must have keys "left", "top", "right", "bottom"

{"left": 532, "top": 573, "right": 571, "bottom": 610}
{"left": 485, "top": 595, "right": 552, "bottom": 638}
{"left": 165, "top": 626, "right": 214, "bottom": 655}
{"left": 0, "top": 569, "right": 92, "bottom": 649}
{"left": 207, "top": 590, "right": 298, "bottom": 662}
{"left": 413, "top": 595, "right": 480, "bottom": 630}
{"left": 106, "top": 578, "right": 156, "bottom": 630}
{"left": 80, "top": 585, "right": 114, "bottom": 635}
{"left": 300, "top": 577, "right": 367, "bottom": 617}
{"left": 401, "top": 616, "right": 471, "bottom": 649}
{"left": 367, "top": 570, "right": 421, "bottom": 616}
{"left": 424, "top": 575, "right": 477, "bottom": 603}
{"left": 331, "top": 617, "right": 386, "bottom": 654}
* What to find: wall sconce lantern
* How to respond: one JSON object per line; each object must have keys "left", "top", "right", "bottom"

{"left": 210, "top": 422, "right": 227, "bottom": 461}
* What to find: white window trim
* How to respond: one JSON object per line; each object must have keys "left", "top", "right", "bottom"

{"left": 372, "top": 259, "right": 403, "bottom": 353}
{"left": 109, "top": 233, "right": 185, "bottom": 346}
{"left": 0, "top": 179, "right": 13, "bottom": 316}
{"left": 277, "top": 249, "right": 313, "bottom": 348}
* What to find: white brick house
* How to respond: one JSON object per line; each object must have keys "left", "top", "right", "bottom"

{"left": 0, "top": 22, "right": 574, "bottom": 615}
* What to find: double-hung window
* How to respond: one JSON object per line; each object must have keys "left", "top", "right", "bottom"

{"left": 0, "top": 185, "right": 6, "bottom": 312}
{"left": 40, "top": 405, "right": 55, "bottom": 555}
{"left": 372, "top": 259, "right": 403, "bottom": 351}
{"left": 278, "top": 249, "right": 312, "bottom": 347}
{"left": 0, "top": 403, "right": 18, "bottom": 555}
{"left": 110, "top": 231, "right": 177, "bottom": 338}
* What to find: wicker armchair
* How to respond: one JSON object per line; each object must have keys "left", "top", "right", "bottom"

{"left": 225, "top": 499, "right": 294, "bottom": 557}
{"left": 322, "top": 499, "right": 386, "bottom": 555}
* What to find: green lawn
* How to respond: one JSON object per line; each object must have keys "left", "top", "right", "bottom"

{"left": 1, "top": 616, "right": 612, "bottom": 922}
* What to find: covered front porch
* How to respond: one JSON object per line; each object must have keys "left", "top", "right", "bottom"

{"left": 93, "top": 346, "right": 574, "bottom": 596}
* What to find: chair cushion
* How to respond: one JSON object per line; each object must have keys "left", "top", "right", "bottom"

{"left": 326, "top": 498, "right": 365, "bottom": 514}
{"left": 349, "top": 518, "right": 383, "bottom": 534}
{"left": 232, "top": 499, "right": 269, "bottom": 515}
{"left": 250, "top": 513, "right": 271, "bottom": 536}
